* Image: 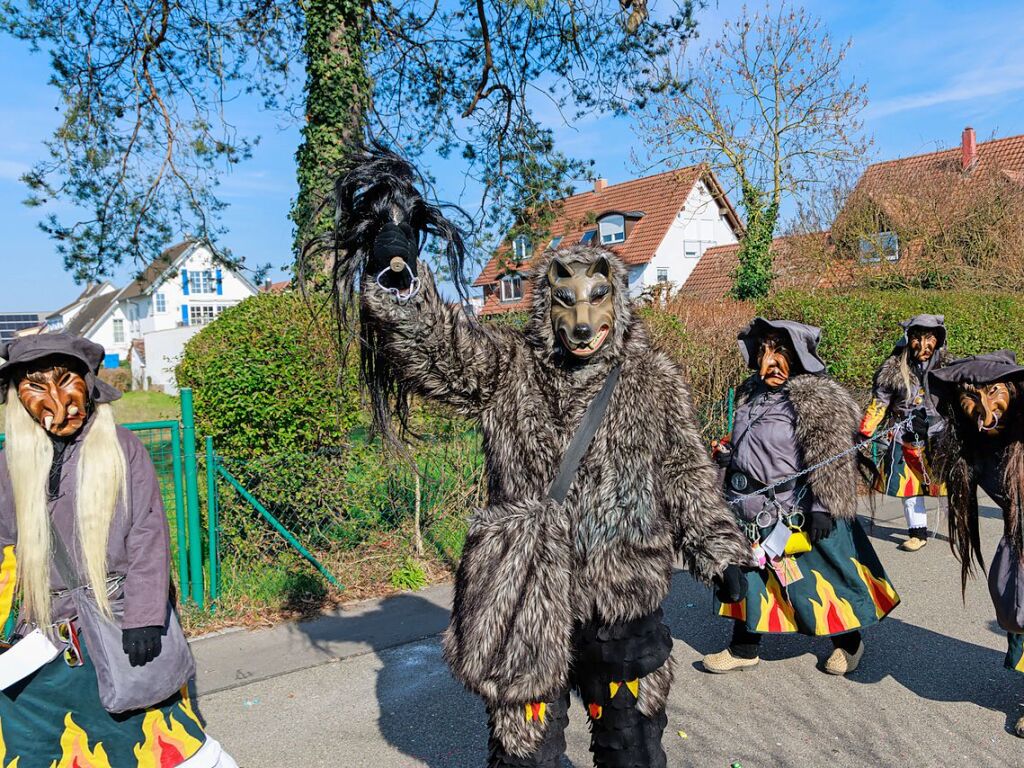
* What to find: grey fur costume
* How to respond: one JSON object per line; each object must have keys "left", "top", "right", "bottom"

{"left": 734, "top": 373, "right": 862, "bottom": 519}
{"left": 361, "top": 245, "right": 751, "bottom": 762}
{"left": 871, "top": 348, "right": 952, "bottom": 423}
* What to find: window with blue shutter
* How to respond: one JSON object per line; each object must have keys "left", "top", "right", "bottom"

{"left": 181, "top": 269, "right": 190, "bottom": 295}
{"left": 215, "top": 268, "right": 223, "bottom": 295}
{"left": 182, "top": 305, "right": 189, "bottom": 325}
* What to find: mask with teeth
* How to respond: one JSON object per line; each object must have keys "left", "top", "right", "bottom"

{"left": 958, "top": 381, "right": 1015, "bottom": 436}
{"left": 16, "top": 356, "right": 91, "bottom": 437}
{"left": 547, "top": 256, "right": 616, "bottom": 360}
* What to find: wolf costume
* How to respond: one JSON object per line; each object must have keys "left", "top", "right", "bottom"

{"left": 708, "top": 319, "right": 900, "bottom": 676}
{"left": 861, "top": 315, "right": 951, "bottom": 549}
{"left": 329, "top": 149, "right": 752, "bottom": 766}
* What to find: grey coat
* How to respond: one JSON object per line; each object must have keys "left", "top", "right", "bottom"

{"left": 0, "top": 421, "right": 171, "bottom": 629}
{"left": 734, "top": 373, "right": 862, "bottom": 519}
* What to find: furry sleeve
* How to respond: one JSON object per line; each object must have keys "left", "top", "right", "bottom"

{"left": 787, "top": 375, "right": 861, "bottom": 519}
{"left": 362, "top": 267, "right": 516, "bottom": 416}
{"left": 655, "top": 355, "right": 752, "bottom": 583}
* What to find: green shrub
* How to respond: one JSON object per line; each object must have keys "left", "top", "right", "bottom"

{"left": 389, "top": 557, "right": 427, "bottom": 591}
{"left": 760, "top": 289, "right": 1024, "bottom": 388}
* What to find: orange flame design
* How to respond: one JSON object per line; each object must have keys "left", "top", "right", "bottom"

{"left": 755, "top": 573, "right": 798, "bottom": 633}
{"left": 0, "top": 545, "right": 16, "bottom": 629}
{"left": 50, "top": 713, "right": 112, "bottom": 768}
{"left": 588, "top": 703, "right": 603, "bottom": 720}
{"left": 523, "top": 702, "right": 547, "bottom": 723}
{"left": 0, "top": 717, "right": 21, "bottom": 768}
{"left": 134, "top": 709, "right": 203, "bottom": 768}
{"left": 809, "top": 570, "right": 861, "bottom": 635}
{"left": 176, "top": 688, "right": 204, "bottom": 733}
{"left": 851, "top": 558, "right": 899, "bottom": 619}
{"left": 718, "top": 597, "right": 747, "bottom": 622}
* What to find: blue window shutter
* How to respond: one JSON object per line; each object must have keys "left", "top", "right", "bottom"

{"left": 182, "top": 269, "right": 190, "bottom": 296}
{"left": 182, "top": 305, "right": 189, "bottom": 325}
{"left": 215, "top": 268, "right": 223, "bottom": 295}
{"left": 103, "top": 353, "right": 119, "bottom": 369}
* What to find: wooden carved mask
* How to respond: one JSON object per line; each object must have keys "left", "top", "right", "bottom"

{"left": 16, "top": 356, "right": 90, "bottom": 437}
{"left": 958, "top": 382, "right": 1015, "bottom": 436}
{"left": 757, "top": 331, "right": 793, "bottom": 389}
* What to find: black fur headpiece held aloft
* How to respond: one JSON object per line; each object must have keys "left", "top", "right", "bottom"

{"left": 312, "top": 144, "right": 473, "bottom": 444}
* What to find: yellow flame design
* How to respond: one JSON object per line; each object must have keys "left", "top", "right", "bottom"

{"left": 809, "top": 570, "right": 861, "bottom": 635}
{"left": 851, "top": 558, "right": 899, "bottom": 618}
{"left": 177, "top": 688, "right": 204, "bottom": 732}
{"left": 0, "top": 717, "right": 21, "bottom": 768}
{"left": 134, "top": 709, "right": 204, "bottom": 768}
{"left": 50, "top": 713, "right": 112, "bottom": 768}
{"left": 0, "top": 546, "right": 16, "bottom": 629}
{"left": 755, "top": 573, "right": 798, "bottom": 633}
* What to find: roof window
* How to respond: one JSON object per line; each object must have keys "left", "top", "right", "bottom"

{"left": 599, "top": 214, "right": 625, "bottom": 245}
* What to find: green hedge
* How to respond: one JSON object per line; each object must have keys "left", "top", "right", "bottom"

{"left": 760, "top": 289, "right": 1024, "bottom": 388}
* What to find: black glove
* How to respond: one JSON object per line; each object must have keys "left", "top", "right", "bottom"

{"left": 909, "top": 406, "right": 931, "bottom": 441}
{"left": 122, "top": 626, "right": 163, "bottom": 668}
{"left": 369, "top": 222, "right": 418, "bottom": 290}
{"left": 807, "top": 509, "right": 834, "bottom": 544}
{"left": 714, "top": 564, "right": 746, "bottom": 604}
{"left": 713, "top": 440, "right": 733, "bottom": 469}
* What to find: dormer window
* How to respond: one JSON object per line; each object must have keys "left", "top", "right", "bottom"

{"left": 599, "top": 215, "right": 625, "bottom": 245}
{"left": 580, "top": 230, "right": 597, "bottom": 245}
{"left": 512, "top": 235, "right": 531, "bottom": 261}
{"left": 858, "top": 231, "right": 900, "bottom": 264}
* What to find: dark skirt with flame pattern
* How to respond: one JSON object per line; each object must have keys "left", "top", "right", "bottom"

{"left": 0, "top": 638, "right": 207, "bottom": 767}
{"left": 715, "top": 518, "right": 900, "bottom": 637}
{"left": 1005, "top": 632, "right": 1024, "bottom": 675}
{"left": 874, "top": 438, "right": 945, "bottom": 499}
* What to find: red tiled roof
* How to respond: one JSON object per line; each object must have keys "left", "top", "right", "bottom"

{"left": 473, "top": 166, "right": 743, "bottom": 292}
{"left": 261, "top": 279, "right": 291, "bottom": 294}
{"left": 679, "top": 232, "right": 836, "bottom": 301}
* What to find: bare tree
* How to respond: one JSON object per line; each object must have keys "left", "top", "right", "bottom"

{"left": 639, "top": 1, "right": 870, "bottom": 298}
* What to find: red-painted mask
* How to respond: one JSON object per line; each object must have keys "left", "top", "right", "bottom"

{"left": 16, "top": 357, "right": 90, "bottom": 437}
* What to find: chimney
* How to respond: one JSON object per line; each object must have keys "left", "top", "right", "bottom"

{"left": 263, "top": 278, "right": 272, "bottom": 292}
{"left": 594, "top": 177, "right": 607, "bottom": 193}
{"left": 961, "top": 126, "right": 977, "bottom": 172}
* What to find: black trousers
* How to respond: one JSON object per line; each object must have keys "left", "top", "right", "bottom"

{"left": 488, "top": 609, "right": 672, "bottom": 768}
{"left": 729, "top": 621, "right": 862, "bottom": 659}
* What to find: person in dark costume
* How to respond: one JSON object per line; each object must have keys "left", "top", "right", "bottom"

{"left": 928, "top": 351, "right": 1024, "bottom": 736}
{"left": 321, "top": 148, "right": 752, "bottom": 767}
{"left": 0, "top": 334, "right": 236, "bottom": 767}
{"left": 861, "top": 315, "right": 951, "bottom": 551}
{"left": 705, "top": 319, "right": 901, "bottom": 676}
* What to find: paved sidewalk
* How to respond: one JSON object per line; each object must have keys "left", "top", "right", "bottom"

{"left": 192, "top": 497, "right": 1024, "bottom": 767}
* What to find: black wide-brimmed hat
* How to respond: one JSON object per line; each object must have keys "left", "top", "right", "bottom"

{"left": 928, "top": 350, "right": 1024, "bottom": 402}
{"left": 738, "top": 317, "right": 826, "bottom": 375}
{"left": 0, "top": 333, "right": 122, "bottom": 404}
{"left": 898, "top": 313, "right": 947, "bottom": 350}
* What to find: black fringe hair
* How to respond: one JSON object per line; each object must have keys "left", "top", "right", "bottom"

{"left": 302, "top": 143, "right": 472, "bottom": 446}
{"left": 934, "top": 382, "right": 1024, "bottom": 596}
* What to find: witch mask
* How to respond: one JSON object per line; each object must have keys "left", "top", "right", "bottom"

{"left": 16, "top": 356, "right": 90, "bottom": 437}
{"left": 758, "top": 332, "right": 793, "bottom": 388}
{"left": 958, "top": 381, "right": 1016, "bottom": 435}
{"left": 547, "top": 256, "right": 615, "bottom": 358}
{"left": 908, "top": 329, "right": 939, "bottom": 363}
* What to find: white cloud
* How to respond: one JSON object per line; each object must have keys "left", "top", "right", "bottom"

{"left": 0, "top": 159, "right": 29, "bottom": 181}
{"left": 866, "top": 62, "right": 1024, "bottom": 119}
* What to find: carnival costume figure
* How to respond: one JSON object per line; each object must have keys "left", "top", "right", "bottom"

{"left": 323, "top": 148, "right": 752, "bottom": 767}
{"left": 861, "top": 315, "right": 950, "bottom": 551}
{"left": 928, "top": 351, "right": 1024, "bottom": 736}
{"left": 706, "top": 319, "right": 900, "bottom": 676}
{"left": 0, "top": 334, "right": 236, "bottom": 767}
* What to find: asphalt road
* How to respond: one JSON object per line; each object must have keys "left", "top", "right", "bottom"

{"left": 191, "top": 496, "right": 1024, "bottom": 767}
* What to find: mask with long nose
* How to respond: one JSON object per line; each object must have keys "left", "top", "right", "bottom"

{"left": 959, "top": 382, "right": 1015, "bottom": 436}
{"left": 908, "top": 329, "right": 939, "bottom": 363}
{"left": 757, "top": 332, "right": 794, "bottom": 389}
{"left": 16, "top": 357, "right": 90, "bottom": 437}
{"left": 548, "top": 256, "right": 615, "bottom": 359}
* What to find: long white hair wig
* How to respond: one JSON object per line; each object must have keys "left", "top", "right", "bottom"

{"left": 6, "top": 385, "right": 127, "bottom": 625}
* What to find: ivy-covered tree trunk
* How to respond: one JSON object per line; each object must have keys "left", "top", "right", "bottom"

{"left": 731, "top": 181, "right": 780, "bottom": 301}
{"left": 291, "top": 0, "right": 371, "bottom": 272}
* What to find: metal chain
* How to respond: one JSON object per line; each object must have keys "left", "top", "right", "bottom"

{"left": 729, "top": 416, "right": 915, "bottom": 506}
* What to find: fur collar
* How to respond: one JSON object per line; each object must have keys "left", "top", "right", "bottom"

{"left": 875, "top": 347, "right": 951, "bottom": 401}
{"left": 735, "top": 374, "right": 861, "bottom": 518}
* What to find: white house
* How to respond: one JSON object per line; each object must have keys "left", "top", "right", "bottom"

{"left": 472, "top": 166, "right": 744, "bottom": 315}
{"left": 43, "top": 240, "right": 258, "bottom": 375}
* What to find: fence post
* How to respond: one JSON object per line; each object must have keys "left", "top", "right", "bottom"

{"left": 180, "top": 388, "right": 204, "bottom": 609}
{"left": 726, "top": 386, "right": 736, "bottom": 434}
{"left": 205, "top": 436, "right": 219, "bottom": 604}
{"left": 169, "top": 424, "right": 189, "bottom": 598}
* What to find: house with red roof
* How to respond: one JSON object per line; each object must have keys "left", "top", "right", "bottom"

{"left": 679, "top": 127, "right": 1024, "bottom": 301}
{"left": 473, "top": 166, "right": 745, "bottom": 315}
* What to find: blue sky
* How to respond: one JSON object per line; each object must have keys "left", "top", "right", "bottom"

{"left": 2, "top": 0, "right": 1022, "bottom": 311}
